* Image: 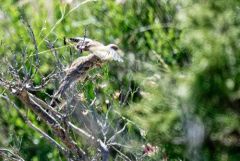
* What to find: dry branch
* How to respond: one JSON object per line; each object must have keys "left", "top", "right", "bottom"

{"left": 0, "top": 34, "right": 142, "bottom": 160}
{"left": 0, "top": 148, "right": 25, "bottom": 161}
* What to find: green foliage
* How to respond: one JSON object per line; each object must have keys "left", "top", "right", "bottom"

{"left": 0, "top": 0, "right": 240, "bottom": 160}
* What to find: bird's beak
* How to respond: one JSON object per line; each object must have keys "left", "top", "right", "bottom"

{"left": 117, "top": 49, "right": 124, "bottom": 57}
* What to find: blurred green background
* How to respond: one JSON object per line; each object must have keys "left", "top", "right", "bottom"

{"left": 0, "top": 0, "right": 240, "bottom": 160}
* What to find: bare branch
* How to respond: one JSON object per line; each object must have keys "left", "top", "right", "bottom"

{"left": 97, "top": 139, "right": 109, "bottom": 161}
{"left": 21, "top": 12, "right": 39, "bottom": 67}
{"left": 45, "top": 39, "right": 63, "bottom": 71}
{"left": 0, "top": 33, "right": 142, "bottom": 160}
{"left": 25, "top": 119, "right": 67, "bottom": 155}
{"left": 0, "top": 148, "right": 25, "bottom": 161}
{"left": 28, "top": 92, "right": 63, "bottom": 118}
{"left": 20, "top": 46, "right": 30, "bottom": 79}
{"left": 22, "top": 91, "right": 86, "bottom": 159}
{"left": 112, "top": 146, "right": 131, "bottom": 161}
{"left": 113, "top": 110, "right": 143, "bottom": 132}
{"left": 107, "top": 143, "right": 133, "bottom": 149}
{"left": 68, "top": 122, "right": 111, "bottom": 161}
{"left": 0, "top": 84, "right": 86, "bottom": 159}
{"left": 0, "top": 94, "right": 68, "bottom": 157}
{"left": 68, "top": 121, "right": 94, "bottom": 139}
{"left": 107, "top": 122, "right": 128, "bottom": 144}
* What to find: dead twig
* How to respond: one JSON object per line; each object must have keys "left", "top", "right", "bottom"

{"left": 0, "top": 148, "right": 25, "bottom": 161}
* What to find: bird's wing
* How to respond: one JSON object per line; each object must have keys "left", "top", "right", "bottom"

{"left": 66, "top": 54, "right": 94, "bottom": 72}
{"left": 92, "top": 47, "right": 123, "bottom": 62}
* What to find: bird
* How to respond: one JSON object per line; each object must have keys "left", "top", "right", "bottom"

{"left": 50, "top": 37, "right": 123, "bottom": 107}
{"left": 65, "top": 37, "right": 123, "bottom": 62}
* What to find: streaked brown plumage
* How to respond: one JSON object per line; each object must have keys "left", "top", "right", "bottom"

{"left": 50, "top": 37, "right": 123, "bottom": 106}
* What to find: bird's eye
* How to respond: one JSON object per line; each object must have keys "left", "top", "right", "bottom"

{"left": 110, "top": 44, "right": 118, "bottom": 51}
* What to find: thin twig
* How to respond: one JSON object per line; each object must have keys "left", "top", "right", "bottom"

{"left": 26, "top": 120, "right": 67, "bottom": 155}
{"left": 45, "top": 39, "right": 63, "bottom": 71}
{"left": 0, "top": 94, "right": 67, "bottom": 157}
{"left": 112, "top": 146, "right": 131, "bottom": 161}
{"left": 21, "top": 12, "right": 39, "bottom": 67}
{"left": 107, "top": 122, "right": 128, "bottom": 144}
{"left": 0, "top": 148, "right": 25, "bottom": 161}
{"left": 37, "top": 0, "right": 96, "bottom": 48}
{"left": 68, "top": 121, "right": 94, "bottom": 139}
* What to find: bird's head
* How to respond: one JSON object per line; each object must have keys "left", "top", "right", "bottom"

{"left": 107, "top": 44, "right": 119, "bottom": 51}
{"left": 106, "top": 44, "right": 124, "bottom": 62}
